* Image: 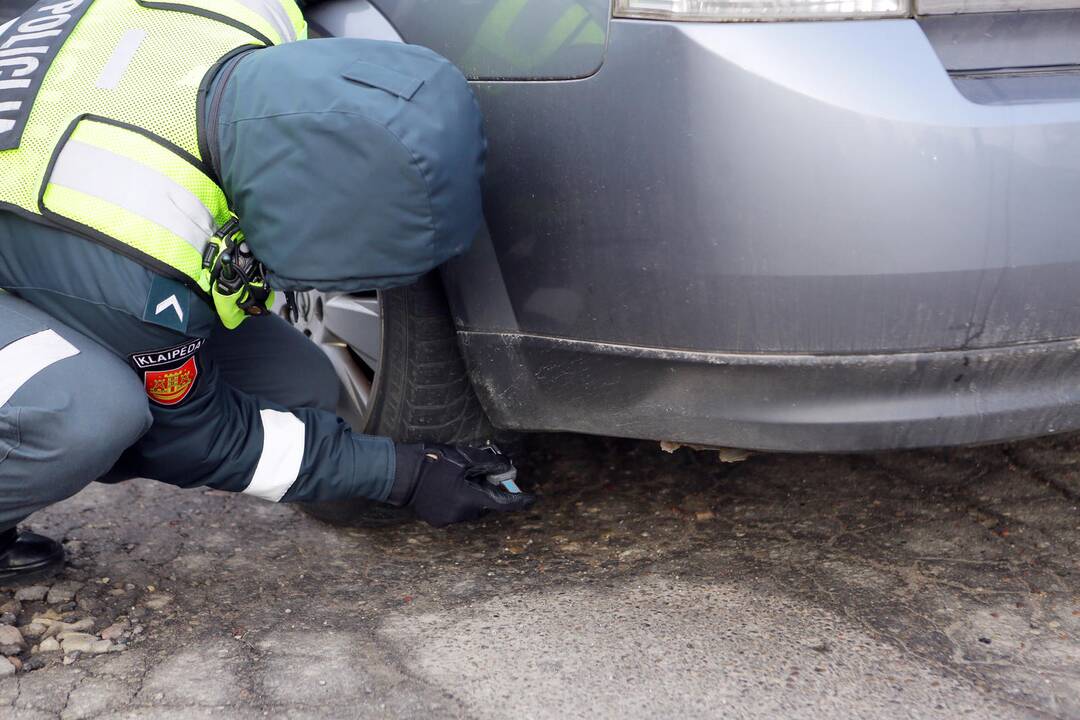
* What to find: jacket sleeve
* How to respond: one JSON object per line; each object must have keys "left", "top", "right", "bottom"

{"left": 120, "top": 341, "right": 396, "bottom": 504}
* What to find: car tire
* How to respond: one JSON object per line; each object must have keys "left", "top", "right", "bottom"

{"left": 294, "top": 273, "right": 500, "bottom": 528}
{"left": 366, "top": 273, "right": 496, "bottom": 444}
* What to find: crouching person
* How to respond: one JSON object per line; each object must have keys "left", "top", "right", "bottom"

{"left": 0, "top": 0, "right": 532, "bottom": 582}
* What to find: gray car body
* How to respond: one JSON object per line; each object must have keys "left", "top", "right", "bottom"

{"left": 311, "top": 0, "right": 1080, "bottom": 453}
{"left": 2, "top": 0, "right": 1073, "bottom": 452}
{"left": 13, "top": 0, "right": 1071, "bottom": 455}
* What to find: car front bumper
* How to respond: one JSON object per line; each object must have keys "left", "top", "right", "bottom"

{"left": 458, "top": 330, "right": 1080, "bottom": 452}
{"left": 441, "top": 16, "right": 1080, "bottom": 449}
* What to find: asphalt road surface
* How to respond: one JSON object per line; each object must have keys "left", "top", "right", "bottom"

{"left": 1, "top": 432, "right": 1078, "bottom": 719}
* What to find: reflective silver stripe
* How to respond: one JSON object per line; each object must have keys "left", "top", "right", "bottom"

{"left": 95, "top": 29, "right": 146, "bottom": 90}
{"left": 0, "top": 330, "right": 79, "bottom": 407}
{"left": 235, "top": 0, "right": 295, "bottom": 42}
{"left": 49, "top": 140, "right": 214, "bottom": 252}
{"left": 244, "top": 409, "right": 306, "bottom": 502}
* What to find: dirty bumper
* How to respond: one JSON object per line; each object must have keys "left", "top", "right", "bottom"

{"left": 460, "top": 331, "right": 1080, "bottom": 452}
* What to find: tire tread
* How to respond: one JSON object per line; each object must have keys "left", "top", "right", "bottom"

{"left": 367, "top": 273, "right": 495, "bottom": 445}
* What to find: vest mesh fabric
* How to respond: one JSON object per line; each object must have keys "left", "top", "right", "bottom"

{"left": 0, "top": 0, "right": 265, "bottom": 213}
{"left": 43, "top": 118, "right": 231, "bottom": 280}
{"left": 0, "top": 0, "right": 305, "bottom": 307}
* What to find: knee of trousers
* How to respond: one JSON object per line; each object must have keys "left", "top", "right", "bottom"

{"left": 298, "top": 348, "right": 342, "bottom": 413}
{"left": 211, "top": 316, "right": 342, "bottom": 413}
{"left": 261, "top": 339, "right": 342, "bottom": 413}
{"left": 4, "top": 352, "right": 152, "bottom": 502}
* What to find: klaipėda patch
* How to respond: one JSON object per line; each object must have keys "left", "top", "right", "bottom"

{"left": 129, "top": 338, "right": 204, "bottom": 407}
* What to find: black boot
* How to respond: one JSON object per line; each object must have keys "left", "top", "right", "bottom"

{"left": 0, "top": 528, "right": 64, "bottom": 585}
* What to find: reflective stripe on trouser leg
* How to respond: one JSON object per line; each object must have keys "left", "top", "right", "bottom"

{"left": 234, "top": 0, "right": 295, "bottom": 42}
{"left": 0, "top": 330, "right": 79, "bottom": 406}
{"left": 244, "top": 409, "right": 306, "bottom": 502}
{"left": 48, "top": 140, "right": 215, "bottom": 254}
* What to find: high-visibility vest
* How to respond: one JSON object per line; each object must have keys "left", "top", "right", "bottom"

{"left": 0, "top": 0, "right": 306, "bottom": 327}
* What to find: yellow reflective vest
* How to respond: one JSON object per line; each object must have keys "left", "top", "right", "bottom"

{"left": 0, "top": 0, "right": 306, "bottom": 327}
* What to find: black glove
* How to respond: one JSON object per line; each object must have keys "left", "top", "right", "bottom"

{"left": 388, "top": 443, "right": 535, "bottom": 527}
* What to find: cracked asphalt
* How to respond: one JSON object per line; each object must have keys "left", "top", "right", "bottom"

{"left": 1, "top": 432, "right": 1080, "bottom": 719}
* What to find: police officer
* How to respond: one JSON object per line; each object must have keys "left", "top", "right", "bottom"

{"left": 0, "top": 0, "right": 534, "bottom": 583}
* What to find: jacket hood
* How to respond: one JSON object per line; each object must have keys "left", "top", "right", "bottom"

{"left": 210, "top": 38, "right": 486, "bottom": 292}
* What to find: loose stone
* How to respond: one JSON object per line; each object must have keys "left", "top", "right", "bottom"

{"left": 20, "top": 622, "right": 46, "bottom": 638}
{"left": 37, "top": 637, "right": 60, "bottom": 652}
{"left": 0, "top": 599, "right": 20, "bottom": 615}
{"left": 144, "top": 594, "right": 173, "bottom": 610}
{"left": 22, "top": 655, "right": 46, "bottom": 671}
{"left": 14, "top": 586, "right": 48, "bottom": 602}
{"left": 0, "top": 625, "right": 24, "bottom": 655}
{"left": 47, "top": 582, "right": 84, "bottom": 605}
{"left": 0, "top": 657, "right": 15, "bottom": 677}
{"left": 40, "top": 617, "right": 94, "bottom": 639}
{"left": 99, "top": 621, "right": 128, "bottom": 640}
{"left": 61, "top": 633, "right": 112, "bottom": 654}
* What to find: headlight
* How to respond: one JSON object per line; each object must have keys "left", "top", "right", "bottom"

{"left": 613, "top": 0, "right": 912, "bottom": 21}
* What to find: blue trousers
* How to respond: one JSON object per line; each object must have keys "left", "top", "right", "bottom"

{"left": 0, "top": 291, "right": 341, "bottom": 533}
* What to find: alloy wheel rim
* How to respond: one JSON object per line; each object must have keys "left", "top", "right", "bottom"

{"left": 282, "top": 290, "right": 382, "bottom": 430}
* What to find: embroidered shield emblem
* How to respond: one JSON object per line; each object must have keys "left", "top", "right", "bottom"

{"left": 143, "top": 356, "right": 198, "bottom": 406}
{"left": 130, "top": 339, "right": 204, "bottom": 407}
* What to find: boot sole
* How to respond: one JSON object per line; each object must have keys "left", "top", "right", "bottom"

{"left": 0, "top": 551, "right": 65, "bottom": 588}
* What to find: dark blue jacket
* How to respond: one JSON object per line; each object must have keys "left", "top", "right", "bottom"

{"left": 0, "top": 41, "right": 413, "bottom": 503}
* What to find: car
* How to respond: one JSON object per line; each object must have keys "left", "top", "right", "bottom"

{"left": 297, "top": 0, "right": 1080, "bottom": 465}
{"left": 3, "top": 0, "right": 1078, "bottom": 516}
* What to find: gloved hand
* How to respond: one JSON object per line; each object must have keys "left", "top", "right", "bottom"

{"left": 388, "top": 443, "right": 535, "bottom": 527}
